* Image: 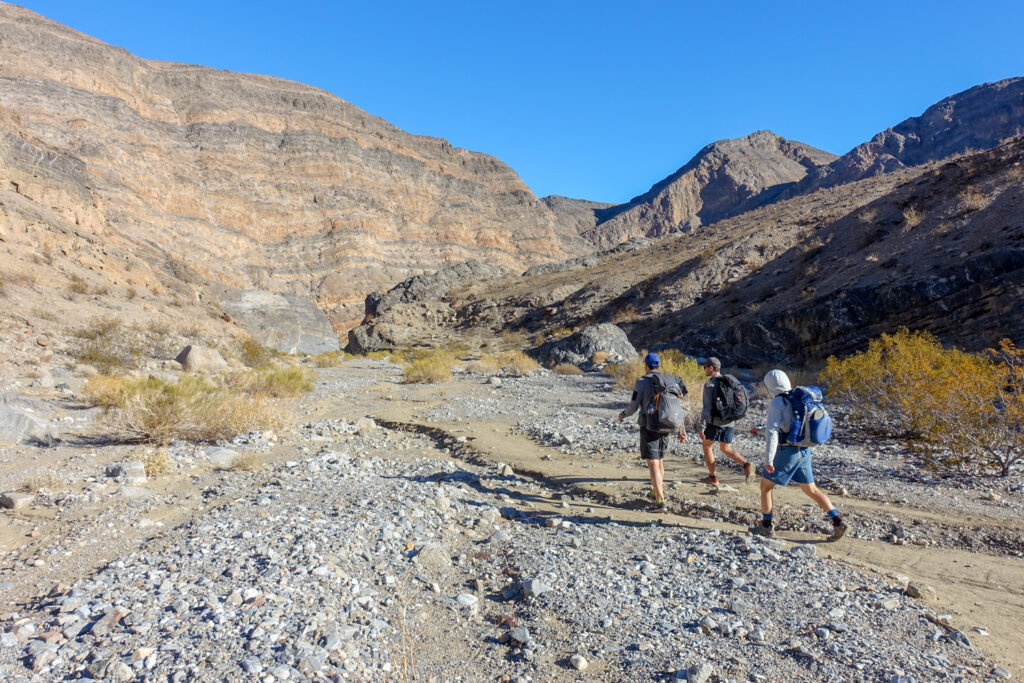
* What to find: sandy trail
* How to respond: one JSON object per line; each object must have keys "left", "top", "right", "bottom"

{"left": 325, "top": 363, "right": 1024, "bottom": 675}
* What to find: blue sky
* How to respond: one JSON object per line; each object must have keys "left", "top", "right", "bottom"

{"left": 16, "top": 1, "right": 1024, "bottom": 203}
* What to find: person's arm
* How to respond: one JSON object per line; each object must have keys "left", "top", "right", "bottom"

{"left": 700, "top": 380, "right": 713, "bottom": 430}
{"left": 763, "top": 397, "right": 784, "bottom": 471}
{"left": 618, "top": 382, "right": 642, "bottom": 421}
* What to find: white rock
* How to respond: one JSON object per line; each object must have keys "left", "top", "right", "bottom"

{"left": 0, "top": 492, "right": 34, "bottom": 510}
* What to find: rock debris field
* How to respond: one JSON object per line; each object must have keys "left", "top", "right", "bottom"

{"left": 0, "top": 359, "right": 1020, "bottom": 682}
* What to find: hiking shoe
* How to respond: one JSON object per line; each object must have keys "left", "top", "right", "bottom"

{"left": 749, "top": 523, "right": 775, "bottom": 538}
{"left": 700, "top": 475, "right": 719, "bottom": 485}
{"left": 829, "top": 520, "right": 849, "bottom": 541}
{"left": 646, "top": 488, "right": 658, "bottom": 501}
{"left": 743, "top": 462, "right": 754, "bottom": 483}
{"left": 646, "top": 500, "right": 668, "bottom": 514}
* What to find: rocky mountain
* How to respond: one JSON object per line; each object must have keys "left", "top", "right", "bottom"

{"left": 539, "top": 195, "right": 615, "bottom": 238}
{"left": 577, "top": 131, "right": 837, "bottom": 249}
{"left": 0, "top": 2, "right": 589, "bottom": 339}
{"left": 352, "top": 137, "right": 1024, "bottom": 363}
{"left": 565, "top": 80, "right": 1024, "bottom": 253}
{"left": 793, "top": 77, "right": 1024, "bottom": 194}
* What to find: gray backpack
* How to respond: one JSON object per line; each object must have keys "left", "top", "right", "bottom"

{"left": 643, "top": 372, "right": 686, "bottom": 434}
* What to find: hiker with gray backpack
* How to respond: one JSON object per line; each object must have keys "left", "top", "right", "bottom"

{"left": 618, "top": 353, "right": 687, "bottom": 514}
{"left": 698, "top": 357, "right": 755, "bottom": 485}
{"left": 749, "top": 369, "right": 848, "bottom": 541}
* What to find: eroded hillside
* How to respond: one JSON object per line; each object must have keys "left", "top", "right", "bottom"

{"left": 353, "top": 138, "right": 1024, "bottom": 363}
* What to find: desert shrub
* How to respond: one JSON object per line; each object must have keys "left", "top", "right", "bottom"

{"left": 548, "top": 326, "right": 574, "bottom": 340}
{"left": 403, "top": 349, "right": 455, "bottom": 383}
{"left": 19, "top": 471, "right": 61, "bottom": 493}
{"left": 228, "top": 366, "right": 314, "bottom": 397}
{"left": 553, "top": 362, "right": 583, "bottom": 375}
{"left": 144, "top": 448, "right": 172, "bottom": 477}
{"left": 239, "top": 337, "right": 274, "bottom": 367}
{"left": 611, "top": 305, "right": 640, "bottom": 323}
{"left": 364, "top": 350, "right": 395, "bottom": 362}
{"left": 498, "top": 351, "right": 540, "bottom": 376}
{"left": 466, "top": 351, "right": 539, "bottom": 376}
{"left": 499, "top": 329, "right": 530, "bottom": 349}
{"left": 83, "top": 374, "right": 283, "bottom": 445}
{"left": 821, "top": 330, "right": 1023, "bottom": 475}
{"left": 591, "top": 351, "right": 612, "bottom": 365}
{"left": 67, "top": 273, "right": 90, "bottom": 295}
{"left": 607, "top": 354, "right": 645, "bottom": 390}
{"left": 73, "top": 317, "right": 181, "bottom": 373}
{"left": 959, "top": 185, "right": 987, "bottom": 211}
{"left": 312, "top": 350, "right": 347, "bottom": 367}
{"left": 902, "top": 206, "right": 922, "bottom": 228}
{"left": 229, "top": 451, "right": 263, "bottom": 472}
{"left": 466, "top": 355, "right": 503, "bottom": 374}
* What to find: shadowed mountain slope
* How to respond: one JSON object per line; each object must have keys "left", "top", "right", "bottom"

{"left": 355, "top": 137, "right": 1024, "bottom": 364}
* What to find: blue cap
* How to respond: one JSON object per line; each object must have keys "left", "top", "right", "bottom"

{"left": 644, "top": 353, "right": 660, "bottom": 368}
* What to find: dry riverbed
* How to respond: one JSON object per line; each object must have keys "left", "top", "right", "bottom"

{"left": 0, "top": 358, "right": 1021, "bottom": 681}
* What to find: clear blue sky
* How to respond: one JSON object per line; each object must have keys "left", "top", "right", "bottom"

{"left": 16, "top": 1, "right": 1024, "bottom": 203}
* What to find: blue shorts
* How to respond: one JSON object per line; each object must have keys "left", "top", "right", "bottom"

{"left": 765, "top": 445, "right": 814, "bottom": 486}
{"left": 703, "top": 424, "right": 734, "bottom": 444}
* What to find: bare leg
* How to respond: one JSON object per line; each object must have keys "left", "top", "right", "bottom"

{"left": 647, "top": 459, "right": 664, "bottom": 501}
{"left": 760, "top": 478, "right": 775, "bottom": 515}
{"left": 720, "top": 442, "right": 747, "bottom": 466}
{"left": 701, "top": 439, "right": 716, "bottom": 477}
{"left": 798, "top": 483, "right": 835, "bottom": 513}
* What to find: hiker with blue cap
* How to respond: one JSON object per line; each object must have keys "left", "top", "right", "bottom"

{"left": 618, "top": 352, "right": 688, "bottom": 513}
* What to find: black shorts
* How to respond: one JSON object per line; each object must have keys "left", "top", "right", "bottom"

{"left": 639, "top": 427, "right": 668, "bottom": 460}
{"left": 703, "top": 424, "right": 734, "bottom": 444}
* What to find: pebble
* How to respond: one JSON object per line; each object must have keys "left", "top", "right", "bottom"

{"left": 906, "top": 583, "right": 937, "bottom": 601}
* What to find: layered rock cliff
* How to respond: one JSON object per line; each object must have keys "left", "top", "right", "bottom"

{"left": 0, "top": 2, "right": 587, "bottom": 335}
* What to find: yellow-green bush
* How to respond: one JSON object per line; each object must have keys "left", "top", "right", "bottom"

{"left": 552, "top": 362, "right": 583, "bottom": 375}
{"left": 821, "top": 330, "right": 1024, "bottom": 475}
{"left": 465, "top": 351, "right": 539, "bottom": 376}
{"left": 498, "top": 351, "right": 539, "bottom": 376}
{"left": 311, "top": 350, "right": 347, "bottom": 367}
{"left": 83, "top": 374, "right": 282, "bottom": 445}
{"left": 239, "top": 337, "right": 274, "bottom": 367}
{"left": 403, "top": 350, "right": 456, "bottom": 383}
{"left": 228, "top": 366, "right": 314, "bottom": 397}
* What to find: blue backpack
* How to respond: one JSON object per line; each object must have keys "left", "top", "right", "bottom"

{"left": 782, "top": 386, "right": 833, "bottom": 447}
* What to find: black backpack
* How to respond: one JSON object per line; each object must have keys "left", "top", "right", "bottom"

{"left": 711, "top": 374, "right": 748, "bottom": 422}
{"left": 644, "top": 372, "right": 687, "bottom": 434}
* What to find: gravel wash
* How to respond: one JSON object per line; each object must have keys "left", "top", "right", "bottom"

{"left": 0, "top": 419, "right": 998, "bottom": 682}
